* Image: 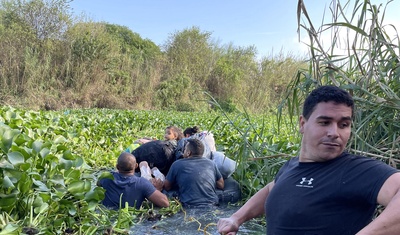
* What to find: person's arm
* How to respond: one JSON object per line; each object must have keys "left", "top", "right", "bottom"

{"left": 217, "top": 181, "right": 274, "bottom": 235}
{"left": 216, "top": 177, "right": 224, "bottom": 190}
{"left": 147, "top": 190, "right": 169, "bottom": 208}
{"left": 164, "top": 179, "right": 173, "bottom": 191}
{"left": 150, "top": 178, "right": 164, "bottom": 191}
{"left": 356, "top": 172, "right": 400, "bottom": 235}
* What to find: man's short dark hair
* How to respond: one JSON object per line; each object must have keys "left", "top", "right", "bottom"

{"left": 302, "top": 85, "right": 354, "bottom": 120}
{"left": 117, "top": 152, "right": 136, "bottom": 173}
{"left": 186, "top": 138, "right": 204, "bottom": 156}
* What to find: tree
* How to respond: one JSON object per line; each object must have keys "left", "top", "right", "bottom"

{"left": 163, "top": 26, "right": 216, "bottom": 87}
{"left": 0, "top": 0, "right": 72, "bottom": 40}
{"left": 208, "top": 43, "right": 258, "bottom": 111}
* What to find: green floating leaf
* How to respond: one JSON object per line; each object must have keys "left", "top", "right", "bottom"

{"left": 34, "top": 202, "right": 49, "bottom": 214}
{"left": 68, "top": 206, "right": 77, "bottom": 216}
{"left": 0, "top": 193, "right": 17, "bottom": 212}
{"left": 38, "top": 192, "right": 51, "bottom": 203}
{"left": 3, "top": 168, "right": 23, "bottom": 181}
{"left": 57, "top": 144, "right": 68, "bottom": 151}
{"left": 64, "top": 169, "right": 81, "bottom": 181}
{"left": 1, "top": 129, "right": 20, "bottom": 152}
{"left": 17, "top": 173, "right": 32, "bottom": 194}
{"left": 32, "top": 140, "right": 43, "bottom": 153}
{"left": 2, "top": 175, "right": 15, "bottom": 189}
{"left": 0, "top": 224, "right": 19, "bottom": 235}
{"left": 4, "top": 110, "right": 16, "bottom": 121}
{"left": 97, "top": 172, "right": 114, "bottom": 181}
{"left": 63, "top": 150, "right": 76, "bottom": 160}
{"left": 53, "top": 135, "right": 67, "bottom": 144}
{"left": 10, "top": 146, "right": 30, "bottom": 159}
{"left": 49, "top": 175, "right": 65, "bottom": 187}
{"left": 32, "top": 179, "right": 50, "bottom": 192}
{"left": 59, "top": 158, "right": 73, "bottom": 171}
{"left": 85, "top": 187, "right": 105, "bottom": 202}
{"left": 13, "top": 133, "right": 30, "bottom": 146}
{"left": 19, "top": 162, "right": 31, "bottom": 171}
{"left": 0, "top": 158, "right": 13, "bottom": 168}
{"left": 39, "top": 148, "right": 50, "bottom": 158}
{"left": 68, "top": 180, "right": 91, "bottom": 195}
{"left": 7, "top": 152, "right": 25, "bottom": 165}
{"left": 86, "top": 200, "right": 99, "bottom": 211}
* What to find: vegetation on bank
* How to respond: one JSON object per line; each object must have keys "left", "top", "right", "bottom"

{"left": 0, "top": 0, "right": 305, "bottom": 113}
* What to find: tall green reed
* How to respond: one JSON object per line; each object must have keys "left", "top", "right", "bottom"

{"left": 281, "top": 0, "right": 400, "bottom": 166}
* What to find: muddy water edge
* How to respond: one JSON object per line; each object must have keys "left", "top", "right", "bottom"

{"left": 130, "top": 204, "right": 266, "bottom": 234}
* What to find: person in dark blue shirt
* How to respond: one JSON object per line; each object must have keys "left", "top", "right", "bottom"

{"left": 164, "top": 138, "right": 224, "bottom": 207}
{"left": 217, "top": 85, "right": 400, "bottom": 235}
{"left": 98, "top": 152, "right": 169, "bottom": 209}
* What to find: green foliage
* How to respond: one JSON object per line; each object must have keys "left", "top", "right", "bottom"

{"left": 0, "top": 0, "right": 304, "bottom": 112}
{"left": 104, "top": 23, "right": 161, "bottom": 57}
{"left": 69, "top": 22, "right": 112, "bottom": 63}
{"left": 0, "top": 0, "right": 71, "bottom": 39}
{"left": 281, "top": 0, "right": 400, "bottom": 166}
{"left": 163, "top": 26, "right": 215, "bottom": 87}
{"left": 155, "top": 73, "right": 192, "bottom": 109}
{"left": 0, "top": 107, "right": 105, "bottom": 234}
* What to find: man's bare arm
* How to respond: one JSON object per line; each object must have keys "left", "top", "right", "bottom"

{"left": 148, "top": 190, "right": 169, "bottom": 208}
{"left": 356, "top": 172, "right": 400, "bottom": 235}
{"left": 217, "top": 181, "right": 275, "bottom": 234}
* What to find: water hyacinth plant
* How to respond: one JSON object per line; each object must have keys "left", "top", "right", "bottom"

{"left": 0, "top": 106, "right": 293, "bottom": 233}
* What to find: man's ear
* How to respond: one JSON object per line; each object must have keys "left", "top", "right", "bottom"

{"left": 134, "top": 163, "right": 138, "bottom": 169}
{"left": 116, "top": 164, "right": 120, "bottom": 171}
{"left": 299, "top": 115, "right": 306, "bottom": 134}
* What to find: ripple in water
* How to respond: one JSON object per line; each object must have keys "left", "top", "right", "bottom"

{"left": 130, "top": 204, "right": 266, "bottom": 234}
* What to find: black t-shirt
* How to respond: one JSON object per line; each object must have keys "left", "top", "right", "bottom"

{"left": 265, "top": 152, "right": 398, "bottom": 235}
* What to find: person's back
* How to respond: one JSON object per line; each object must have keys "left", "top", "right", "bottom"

{"left": 168, "top": 157, "right": 221, "bottom": 206}
{"left": 164, "top": 138, "right": 224, "bottom": 207}
{"left": 100, "top": 171, "right": 156, "bottom": 209}
{"left": 98, "top": 152, "right": 169, "bottom": 209}
{"left": 132, "top": 140, "right": 176, "bottom": 175}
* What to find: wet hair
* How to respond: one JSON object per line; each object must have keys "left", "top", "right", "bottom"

{"left": 166, "top": 126, "right": 184, "bottom": 140}
{"left": 117, "top": 152, "right": 137, "bottom": 173}
{"left": 302, "top": 85, "right": 354, "bottom": 120}
{"left": 186, "top": 138, "right": 204, "bottom": 156}
{"left": 183, "top": 126, "right": 200, "bottom": 136}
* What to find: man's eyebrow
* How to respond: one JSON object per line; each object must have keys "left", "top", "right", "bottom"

{"left": 316, "top": 116, "right": 352, "bottom": 121}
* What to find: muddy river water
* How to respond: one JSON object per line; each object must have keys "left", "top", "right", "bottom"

{"left": 130, "top": 204, "right": 266, "bottom": 234}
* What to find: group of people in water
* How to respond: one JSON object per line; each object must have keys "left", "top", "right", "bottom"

{"left": 97, "top": 125, "right": 224, "bottom": 209}
{"left": 99, "top": 86, "right": 400, "bottom": 235}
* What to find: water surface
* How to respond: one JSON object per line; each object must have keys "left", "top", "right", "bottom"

{"left": 130, "top": 204, "right": 266, "bottom": 234}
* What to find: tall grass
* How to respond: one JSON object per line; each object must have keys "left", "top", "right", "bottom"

{"left": 279, "top": 0, "right": 400, "bottom": 166}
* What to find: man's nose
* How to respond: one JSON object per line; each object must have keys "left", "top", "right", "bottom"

{"left": 327, "top": 124, "right": 339, "bottom": 138}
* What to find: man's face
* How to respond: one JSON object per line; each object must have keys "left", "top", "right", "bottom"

{"left": 299, "top": 101, "right": 352, "bottom": 162}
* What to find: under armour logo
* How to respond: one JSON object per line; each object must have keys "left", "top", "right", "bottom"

{"left": 300, "top": 177, "right": 314, "bottom": 185}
